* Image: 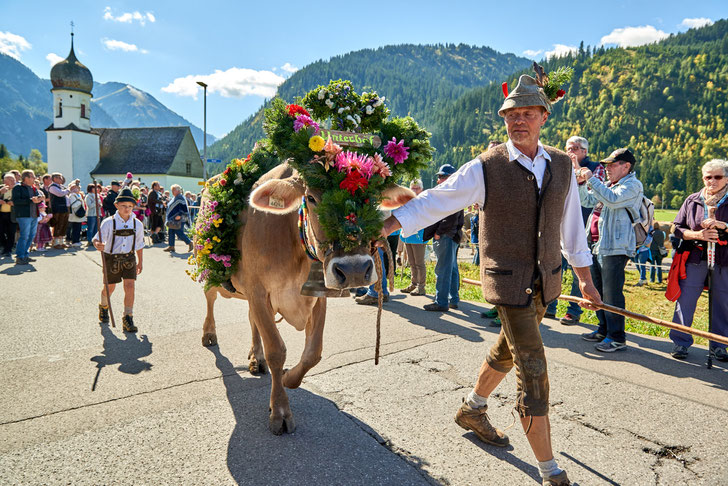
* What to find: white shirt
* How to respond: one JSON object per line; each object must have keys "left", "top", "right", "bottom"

{"left": 393, "top": 139, "right": 592, "bottom": 268}
{"left": 93, "top": 212, "right": 145, "bottom": 254}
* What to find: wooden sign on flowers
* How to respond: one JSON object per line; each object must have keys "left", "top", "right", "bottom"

{"left": 319, "top": 129, "right": 382, "bottom": 149}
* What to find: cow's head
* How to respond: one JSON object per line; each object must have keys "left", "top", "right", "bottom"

{"left": 250, "top": 174, "right": 415, "bottom": 289}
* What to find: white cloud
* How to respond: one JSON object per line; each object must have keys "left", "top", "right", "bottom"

{"left": 522, "top": 49, "right": 543, "bottom": 59}
{"left": 103, "top": 6, "right": 156, "bottom": 26}
{"left": 0, "top": 31, "right": 31, "bottom": 60}
{"left": 46, "top": 52, "right": 64, "bottom": 66}
{"left": 102, "top": 38, "right": 148, "bottom": 54}
{"left": 680, "top": 17, "right": 713, "bottom": 29}
{"left": 280, "top": 62, "right": 298, "bottom": 74}
{"left": 600, "top": 25, "right": 669, "bottom": 48}
{"left": 545, "top": 44, "right": 578, "bottom": 60}
{"left": 161, "top": 67, "right": 287, "bottom": 100}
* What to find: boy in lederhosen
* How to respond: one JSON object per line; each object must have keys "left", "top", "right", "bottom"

{"left": 93, "top": 188, "right": 145, "bottom": 332}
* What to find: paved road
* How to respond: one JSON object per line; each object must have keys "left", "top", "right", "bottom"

{"left": 1, "top": 245, "right": 726, "bottom": 485}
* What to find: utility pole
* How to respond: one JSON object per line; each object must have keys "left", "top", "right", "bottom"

{"left": 196, "top": 81, "right": 208, "bottom": 180}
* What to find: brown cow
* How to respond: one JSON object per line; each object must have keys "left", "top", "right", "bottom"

{"left": 198, "top": 162, "right": 413, "bottom": 434}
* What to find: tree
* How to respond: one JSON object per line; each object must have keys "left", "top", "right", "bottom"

{"left": 28, "top": 149, "right": 43, "bottom": 165}
{"left": 0, "top": 144, "right": 8, "bottom": 159}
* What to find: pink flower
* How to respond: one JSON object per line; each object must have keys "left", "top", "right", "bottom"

{"left": 334, "top": 151, "right": 374, "bottom": 179}
{"left": 293, "top": 115, "right": 320, "bottom": 134}
{"left": 384, "top": 137, "right": 409, "bottom": 165}
{"left": 371, "top": 153, "right": 391, "bottom": 178}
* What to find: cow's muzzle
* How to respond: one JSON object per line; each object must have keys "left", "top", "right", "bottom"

{"left": 325, "top": 255, "right": 377, "bottom": 289}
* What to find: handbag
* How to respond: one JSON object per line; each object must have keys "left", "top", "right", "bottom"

{"left": 167, "top": 219, "right": 182, "bottom": 230}
{"left": 72, "top": 199, "right": 86, "bottom": 218}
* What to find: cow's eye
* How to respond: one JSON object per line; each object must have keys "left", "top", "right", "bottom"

{"left": 307, "top": 195, "right": 317, "bottom": 205}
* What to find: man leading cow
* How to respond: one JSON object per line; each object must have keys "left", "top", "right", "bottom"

{"left": 382, "top": 72, "right": 602, "bottom": 486}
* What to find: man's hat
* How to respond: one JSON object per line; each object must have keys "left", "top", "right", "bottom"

{"left": 601, "top": 148, "right": 636, "bottom": 165}
{"left": 498, "top": 75, "right": 552, "bottom": 117}
{"left": 114, "top": 188, "right": 137, "bottom": 205}
{"left": 110, "top": 180, "right": 121, "bottom": 187}
{"left": 436, "top": 164, "right": 457, "bottom": 177}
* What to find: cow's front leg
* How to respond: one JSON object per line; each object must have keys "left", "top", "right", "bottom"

{"left": 283, "top": 297, "right": 326, "bottom": 389}
{"left": 248, "top": 317, "right": 266, "bottom": 374}
{"left": 250, "top": 299, "right": 295, "bottom": 435}
{"left": 201, "top": 288, "right": 219, "bottom": 347}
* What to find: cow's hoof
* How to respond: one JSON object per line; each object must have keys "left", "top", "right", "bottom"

{"left": 201, "top": 333, "right": 218, "bottom": 347}
{"left": 269, "top": 413, "right": 296, "bottom": 435}
{"left": 282, "top": 369, "right": 302, "bottom": 389}
{"left": 249, "top": 357, "right": 267, "bottom": 374}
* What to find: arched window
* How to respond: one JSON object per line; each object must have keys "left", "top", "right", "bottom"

{"left": 57, "top": 100, "right": 63, "bottom": 118}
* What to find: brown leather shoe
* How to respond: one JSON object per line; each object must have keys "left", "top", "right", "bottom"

{"left": 399, "top": 284, "right": 416, "bottom": 293}
{"left": 454, "top": 401, "right": 509, "bottom": 447}
{"left": 410, "top": 287, "right": 426, "bottom": 296}
{"left": 542, "top": 470, "right": 570, "bottom": 485}
{"left": 163, "top": 246, "right": 174, "bottom": 252}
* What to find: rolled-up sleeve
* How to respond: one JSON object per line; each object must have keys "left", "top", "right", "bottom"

{"left": 561, "top": 171, "right": 593, "bottom": 268}
{"left": 393, "top": 159, "right": 485, "bottom": 237}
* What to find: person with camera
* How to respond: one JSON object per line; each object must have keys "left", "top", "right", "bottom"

{"left": 668, "top": 159, "right": 728, "bottom": 361}
{"left": 164, "top": 184, "right": 193, "bottom": 253}
{"left": 48, "top": 173, "right": 74, "bottom": 249}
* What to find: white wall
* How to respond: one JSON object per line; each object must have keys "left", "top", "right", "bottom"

{"left": 46, "top": 130, "right": 74, "bottom": 178}
{"left": 52, "top": 89, "right": 92, "bottom": 131}
{"left": 71, "top": 132, "right": 100, "bottom": 188}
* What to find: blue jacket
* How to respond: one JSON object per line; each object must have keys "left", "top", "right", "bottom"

{"left": 579, "top": 172, "right": 643, "bottom": 258}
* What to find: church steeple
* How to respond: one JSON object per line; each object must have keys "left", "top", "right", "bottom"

{"left": 50, "top": 28, "right": 93, "bottom": 94}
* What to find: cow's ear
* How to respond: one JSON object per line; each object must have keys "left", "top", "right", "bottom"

{"left": 249, "top": 178, "right": 304, "bottom": 214}
{"left": 380, "top": 184, "right": 416, "bottom": 209}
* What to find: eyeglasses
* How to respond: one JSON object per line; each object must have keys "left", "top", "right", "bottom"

{"left": 704, "top": 175, "right": 724, "bottom": 181}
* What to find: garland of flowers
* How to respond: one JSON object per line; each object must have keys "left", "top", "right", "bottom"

{"left": 187, "top": 142, "right": 280, "bottom": 290}
{"left": 264, "top": 80, "right": 433, "bottom": 251}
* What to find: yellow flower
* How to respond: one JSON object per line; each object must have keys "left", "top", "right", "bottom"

{"left": 309, "top": 135, "right": 325, "bottom": 152}
{"left": 213, "top": 236, "right": 221, "bottom": 242}
{"left": 236, "top": 159, "right": 244, "bottom": 167}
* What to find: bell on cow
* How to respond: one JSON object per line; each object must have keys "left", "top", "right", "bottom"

{"left": 300, "top": 260, "right": 348, "bottom": 298}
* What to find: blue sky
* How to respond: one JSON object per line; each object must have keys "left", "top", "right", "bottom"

{"left": 1, "top": 0, "right": 725, "bottom": 139}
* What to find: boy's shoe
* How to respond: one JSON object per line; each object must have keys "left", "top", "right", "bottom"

{"left": 410, "top": 287, "right": 426, "bottom": 296}
{"left": 454, "top": 401, "right": 509, "bottom": 447}
{"left": 542, "top": 470, "right": 571, "bottom": 485}
{"left": 98, "top": 304, "right": 109, "bottom": 324}
{"left": 559, "top": 314, "right": 580, "bottom": 326}
{"left": 595, "top": 338, "right": 626, "bottom": 353}
{"left": 424, "top": 303, "right": 448, "bottom": 312}
{"left": 671, "top": 344, "right": 688, "bottom": 359}
{"left": 400, "top": 284, "right": 416, "bottom": 293}
{"left": 581, "top": 331, "right": 605, "bottom": 342}
{"left": 122, "top": 315, "right": 138, "bottom": 333}
{"left": 480, "top": 308, "right": 499, "bottom": 319}
{"left": 712, "top": 347, "right": 728, "bottom": 362}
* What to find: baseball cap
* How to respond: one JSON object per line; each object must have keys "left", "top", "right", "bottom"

{"left": 436, "top": 164, "right": 457, "bottom": 177}
{"left": 601, "top": 148, "right": 636, "bottom": 165}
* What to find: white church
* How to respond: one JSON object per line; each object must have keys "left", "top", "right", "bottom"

{"left": 46, "top": 35, "right": 204, "bottom": 191}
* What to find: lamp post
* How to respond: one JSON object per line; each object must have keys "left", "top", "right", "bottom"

{"left": 196, "top": 81, "right": 208, "bottom": 180}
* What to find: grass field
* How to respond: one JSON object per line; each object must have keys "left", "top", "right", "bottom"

{"left": 392, "top": 258, "right": 710, "bottom": 346}
{"left": 654, "top": 208, "right": 678, "bottom": 223}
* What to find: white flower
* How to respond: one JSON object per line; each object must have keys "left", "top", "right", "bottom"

{"left": 354, "top": 114, "right": 361, "bottom": 123}
{"left": 318, "top": 90, "right": 326, "bottom": 100}
{"left": 325, "top": 99, "right": 334, "bottom": 109}
{"left": 373, "top": 99, "right": 382, "bottom": 107}
{"left": 362, "top": 92, "right": 368, "bottom": 97}
{"left": 338, "top": 107, "right": 345, "bottom": 114}
{"left": 365, "top": 105, "right": 374, "bottom": 115}
{"left": 346, "top": 115, "right": 357, "bottom": 125}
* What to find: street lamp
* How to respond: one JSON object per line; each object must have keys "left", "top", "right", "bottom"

{"left": 196, "top": 81, "right": 208, "bottom": 180}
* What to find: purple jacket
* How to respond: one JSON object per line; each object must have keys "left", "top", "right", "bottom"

{"left": 673, "top": 191, "right": 728, "bottom": 267}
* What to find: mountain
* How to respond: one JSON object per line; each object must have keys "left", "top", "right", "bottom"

{"left": 207, "top": 44, "right": 532, "bottom": 166}
{"left": 0, "top": 53, "right": 213, "bottom": 158}
{"left": 91, "top": 81, "right": 214, "bottom": 149}
{"left": 430, "top": 19, "right": 728, "bottom": 205}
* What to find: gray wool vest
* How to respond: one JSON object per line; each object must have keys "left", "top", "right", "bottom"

{"left": 477, "top": 143, "right": 572, "bottom": 307}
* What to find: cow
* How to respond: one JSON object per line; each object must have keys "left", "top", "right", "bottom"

{"left": 198, "top": 162, "right": 414, "bottom": 434}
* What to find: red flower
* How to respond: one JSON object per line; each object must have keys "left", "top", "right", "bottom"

{"left": 223, "top": 168, "right": 231, "bottom": 176}
{"left": 219, "top": 178, "right": 227, "bottom": 186}
{"left": 339, "top": 171, "right": 369, "bottom": 195}
{"left": 556, "top": 89, "right": 566, "bottom": 98}
{"left": 345, "top": 212, "right": 357, "bottom": 223}
{"left": 287, "top": 104, "right": 311, "bottom": 118}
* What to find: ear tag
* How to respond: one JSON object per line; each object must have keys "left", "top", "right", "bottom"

{"left": 269, "top": 196, "right": 285, "bottom": 209}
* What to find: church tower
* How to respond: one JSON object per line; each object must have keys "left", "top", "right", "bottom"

{"left": 46, "top": 32, "right": 99, "bottom": 186}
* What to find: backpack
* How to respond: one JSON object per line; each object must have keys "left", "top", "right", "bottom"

{"left": 626, "top": 196, "right": 654, "bottom": 248}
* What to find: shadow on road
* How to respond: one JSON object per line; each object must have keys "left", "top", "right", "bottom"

{"left": 463, "top": 434, "right": 541, "bottom": 483}
{"left": 208, "top": 345, "right": 437, "bottom": 486}
{"left": 89, "top": 323, "right": 153, "bottom": 391}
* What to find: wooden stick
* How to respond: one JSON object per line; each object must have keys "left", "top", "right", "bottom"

{"left": 372, "top": 243, "right": 384, "bottom": 365}
{"left": 460, "top": 278, "right": 728, "bottom": 346}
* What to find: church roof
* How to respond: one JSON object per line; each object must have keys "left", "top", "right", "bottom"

{"left": 91, "top": 127, "right": 191, "bottom": 175}
{"left": 50, "top": 37, "right": 93, "bottom": 94}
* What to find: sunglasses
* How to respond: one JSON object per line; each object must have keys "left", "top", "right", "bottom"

{"left": 704, "top": 175, "right": 724, "bottom": 181}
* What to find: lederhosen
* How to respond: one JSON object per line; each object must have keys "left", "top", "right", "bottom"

{"left": 103, "top": 218, "right": 138, "bottom": 284}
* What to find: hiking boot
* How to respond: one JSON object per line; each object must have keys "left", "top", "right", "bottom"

{"left": 400, "top": 284, "right": 416, "bottom": 293}
{"left": 163, "top": 246, "right": 175, "bottom": 252}
{"left": 542, "top": 470, "right": 571, "bottom": 485}
{"left": 671, "top": 344, "right": 688, "bottom": 359}
{"left": 15, "top": 257, "right": 29, "bottom": 265}
{"left": 98, "top": 304, "right": 109, "bottom": 324}
{"left": 424, "top": 303, "right": 448, "bottom": 312}
{"left": 122, "top": 315, "right": 138, "bottom": 333}
{"left": 454, "top": 401, "right": 509, "bottom": 447}
{"left": 410, "top": 287, "right": 426, "bottom": 296}
{"left": 581, "top": 331, "right": 605, "bottom": 342}
{"left": 559, "top": 314, "right": 580, "bottom": 326}
{"left": 712, "top": 347, "right": 728, "bottom": 362}
{"left": 595, "top": 338, "right": 626, "bottom": 353}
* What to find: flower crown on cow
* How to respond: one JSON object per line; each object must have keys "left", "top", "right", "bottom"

{"left": 264, "top": 79, "right": 433, "bottom": 251}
